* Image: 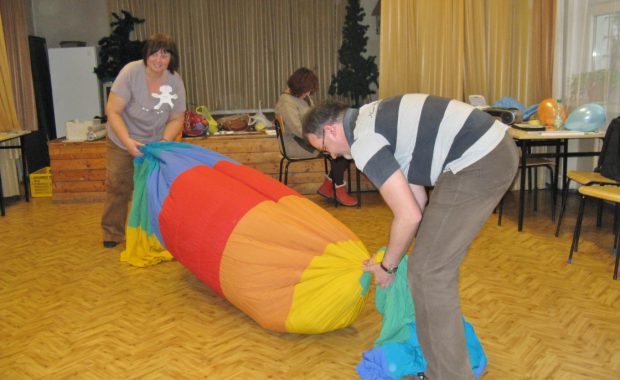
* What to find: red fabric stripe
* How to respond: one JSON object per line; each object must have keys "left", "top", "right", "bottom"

{"left": 159, "top": 164, "right": 266, "bottom": 296}
{"left": 214, "top": 160, "right": 299, "bottom": 201}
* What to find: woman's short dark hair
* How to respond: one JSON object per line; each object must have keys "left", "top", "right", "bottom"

{"left": 287, "top": 67, "right": 319, "bottom": 97}
{"left": 302, "top": 100, "right": 348, "bottom": 138}
{"left": 142, "top": 33, "right": 179, "bottom": 73}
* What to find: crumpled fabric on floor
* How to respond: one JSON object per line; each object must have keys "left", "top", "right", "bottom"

{"left": 357, "top": 255, "right": 487, "bottom": 379}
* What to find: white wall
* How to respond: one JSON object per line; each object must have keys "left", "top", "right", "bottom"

{"left": 29, "top": 0, "right": 109, "bottom": 48}
{"left": 26, "top": 0, "right": 378, "bottom": 63}
{"left": 360, "top": 0, "right": 380, "bottom": 62}
{"left": 360, "top": 0, "right": 380, "bottom": 100}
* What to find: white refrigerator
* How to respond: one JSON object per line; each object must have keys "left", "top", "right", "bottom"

{"left": 48, "top": 46, "right": 102, "bottom": 138}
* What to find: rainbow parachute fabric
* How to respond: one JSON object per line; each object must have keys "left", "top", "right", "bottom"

{"left": 120, "top": 142, "right": 372, "bottom": 334}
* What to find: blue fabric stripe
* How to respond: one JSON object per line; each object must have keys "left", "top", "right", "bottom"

{"left": 137, "top": 142, "right": 238, "bottom": 242}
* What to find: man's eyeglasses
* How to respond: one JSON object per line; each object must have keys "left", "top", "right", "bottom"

{"left": 320, "top": 132, "right": 326, "bottom": 154}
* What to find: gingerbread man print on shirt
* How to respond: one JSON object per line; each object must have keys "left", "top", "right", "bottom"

{"left": 152, "top": 85, "right": 178, "bottom": 110}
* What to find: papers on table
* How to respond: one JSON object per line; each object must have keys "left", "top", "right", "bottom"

{"left": 528, "top": 130, "right": 592, "bottom": 135}
{"left": 511, "top": 123, "right": 545, "bottom": 132}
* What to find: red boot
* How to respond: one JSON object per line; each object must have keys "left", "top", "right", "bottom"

{"left": 335, "top": 183, "right": 358, "bottom": 207}
{"left": 317, "top": 176, "right": 334, "bottom": 199}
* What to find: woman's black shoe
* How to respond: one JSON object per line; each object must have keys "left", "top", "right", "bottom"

{"left": 103, "top": 241, "right": 118, "bottom": 248}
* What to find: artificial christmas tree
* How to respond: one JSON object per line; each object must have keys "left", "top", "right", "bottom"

{"left": 94, "top": 11, "right": 146, "bottom": 81}
{"left": 329, "top": 0, "right": 379, "bottom": 107}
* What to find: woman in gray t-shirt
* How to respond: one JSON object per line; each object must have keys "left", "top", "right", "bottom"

{"left": 101, "top": 33, "right": 186, "bottom": 248}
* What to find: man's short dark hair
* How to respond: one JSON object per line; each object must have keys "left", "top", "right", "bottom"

{"left": 142, "top": 33, "right": 179, "bottom": 73}
{"left": 302, "top": 100, "right": 349, "bottom": 138}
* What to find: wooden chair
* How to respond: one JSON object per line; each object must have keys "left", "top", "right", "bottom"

{"left": 273, "top": 115, "right": 362, "bottom": 207}
{"left": 497, "top": 157, "right": 556, "bottom": 226}
{"left": 568, "top": 185, "right": 620, "bottom": 280}
{"left": 555, "top": 170, "right": 619, "bottom": 236}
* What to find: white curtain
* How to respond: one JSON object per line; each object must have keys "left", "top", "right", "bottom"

{"left": 554, "top": 0, "right": 620, "bottom": 174}
{"left": 107, "top": 0, "right": 346, "bottom": 112}
{"left": 555, "top": 0, "right": 620, "bottom": 121}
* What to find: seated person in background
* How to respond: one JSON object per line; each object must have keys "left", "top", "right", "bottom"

{"left": 275, "top": 67, "right": 357, "bottom": 206}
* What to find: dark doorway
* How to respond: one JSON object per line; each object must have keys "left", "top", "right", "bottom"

{"left": 27, "top": 35, "right": 55, "bottom": 172}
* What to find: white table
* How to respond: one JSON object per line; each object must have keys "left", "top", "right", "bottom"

{"left": 508, "top": 128, "right": 605, "bottom": 231}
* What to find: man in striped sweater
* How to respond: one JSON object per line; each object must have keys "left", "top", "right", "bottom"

{"left": 303, "top": 94, "right": 519, "bottom": 380}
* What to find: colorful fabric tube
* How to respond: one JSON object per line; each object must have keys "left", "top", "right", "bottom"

{"left": 121, "top": 142, "right": 371, "bottom": 334}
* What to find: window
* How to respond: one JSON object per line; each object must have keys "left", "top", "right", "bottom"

{"left": 561, "top": 0, "right": 620, "bottom": 117}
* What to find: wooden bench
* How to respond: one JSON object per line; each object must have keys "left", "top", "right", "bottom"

{"left": 49, "top": 133, "right": 374, "bottom": 203}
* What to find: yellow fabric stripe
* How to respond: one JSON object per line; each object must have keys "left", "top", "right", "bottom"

{"left": 120, "top": 226, "right": 173, "bottom": 267}
{"left": 286, "top": 240, "right": 370, "bottom": 334}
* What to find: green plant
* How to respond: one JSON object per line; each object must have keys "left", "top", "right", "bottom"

{"left": 94, "top": 10, "right": 146, "bottom": 81}
{"left": 328, "top": 0, "right": 378, "bottom": 107}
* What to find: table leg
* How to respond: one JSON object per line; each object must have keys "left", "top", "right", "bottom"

{"left": 20, "top": 135, "right": 30, "bottom": 201}
{"left": 552, "top": 141, "right": 561, "bottom": 221}
{"left": 0, "top": 169, "right": 5, "bottom": 216}
{"left": 562, "top": 140, "right": 569, "bottom": 192}
{"left": 519, "top": 140, "right": 527, "bottom": 231}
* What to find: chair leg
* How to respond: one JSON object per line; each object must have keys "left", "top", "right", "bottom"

{"left": 615, "top": 203, "right": 619, "bottom": 233}
{"left": 346, "top": 162, "right": 352, "bottom": 193}
{"left": 497, "top": 196, "right": 504, "bottom": 226}
{"left": 614, "top": 207, "right": 619, "bottom": 280}
{"left": 278, "top": 158, "right": 285, "bottom": 183}
{"left": 284, "top": 161, "right": 292, "bottom": 185}
{"left": 344, "top": 160, "right": 362, "bottom": 208}
{"left": 527, "top": 167, "right": 533, "bottom": 197}
{"left": 555, "top": 179, "right": 572, "bottom": 237}
{"left": 596, "top": 199, "right": 604, "bottom": 228}
{"left": 322, "top": 156, "right": 329, "bottom": 178}
{"left": 569, "top": 195, "right": 587, "bottom": 264}
{"left": 533, "top": 168, "right": 539, "bottom": 212}
{"left": 355, "top": 167, "right": 361, "bottom": 208}
{"left": 0, "top": 169, "right": 4, "bottom": 216}
{"left": 614, "top": 245, "right": 619, "bottom": 281}
{"left": 548, "top": 166, "right": 556, "bottom": 221}
{"left": 329, "top": 159, "right": 338, "bottom": 207}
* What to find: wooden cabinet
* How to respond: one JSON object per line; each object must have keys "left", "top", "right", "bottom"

{"left": 49, "top": 140, "right": 106, "bottom": 202}
{"left": 49, "top": 134, "right": 373, "bottom": 203}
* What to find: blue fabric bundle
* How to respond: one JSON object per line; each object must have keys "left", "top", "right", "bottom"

{"left": 356, "top": 256, "right": 487, "bottom": 379}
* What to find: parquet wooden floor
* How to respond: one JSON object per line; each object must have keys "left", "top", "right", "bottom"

{"left": 1, "top": 190, "right": 619, "bottom": 379}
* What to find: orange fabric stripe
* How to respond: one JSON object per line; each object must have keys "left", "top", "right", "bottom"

{"left": 219, "top": 195, "right": 359, "bottom": 332}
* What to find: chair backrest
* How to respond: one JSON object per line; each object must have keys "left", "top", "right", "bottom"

{"left": 273, "top": 114, "right": 289, "bottom": 158}
{"left": 275, "top": 113, "right": 324, "bottom": 161}
{"left": 596, "top": 116, "right": 620, "bottom": 181}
